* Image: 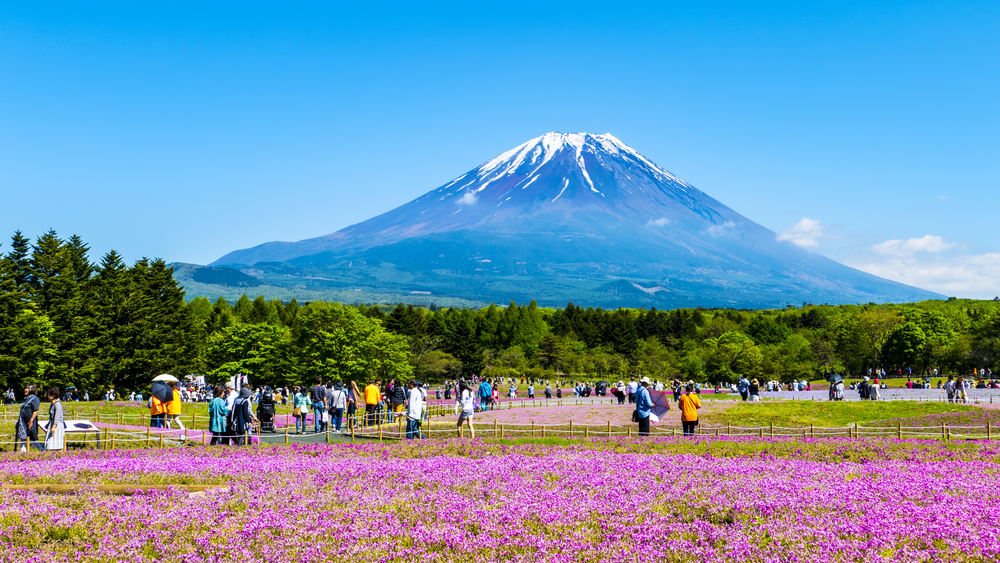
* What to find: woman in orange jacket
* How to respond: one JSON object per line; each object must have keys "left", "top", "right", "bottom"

{"left": 166, "top": 382, "right": 185, "bottom": 430}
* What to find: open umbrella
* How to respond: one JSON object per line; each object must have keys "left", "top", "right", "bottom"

{"left": 151, "top": 381, "right": 173, "bottom": 403}
{"left": 153, "top": 374, "right": 178, "bottom": 383}
{"left": 646, "top": 389, "right": 672, "bottom": 424}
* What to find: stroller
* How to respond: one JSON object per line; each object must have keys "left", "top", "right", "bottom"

{"left": 257, "top": 389, "right": 276, "bottom": 433}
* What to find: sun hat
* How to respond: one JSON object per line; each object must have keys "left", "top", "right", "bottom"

{"left": 863, "top": 376, "right": 870, "bottom": 382}
{"left": 640, "top": 377, "right": 651, "bottom": 385}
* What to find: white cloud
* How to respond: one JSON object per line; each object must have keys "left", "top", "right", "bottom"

{"left": 777, "top": 217, "right": 823, "bottom": 248}
{"left": 458, "top": 192, "right": 478, "bottom": 205}
{"left": 707, "top": 221, "right": 737, "bottom": 236}
{"left": 646, "top": 217, "right": 670, "bottom": 227}
{"left": 871, "top": 235, "right": 956, "bottom": 256}
{"left": 939, "top": 195, "right": 947, "bottom": 201}
{"left": 846, "top": 252, "right": 1000, "bottom": 299}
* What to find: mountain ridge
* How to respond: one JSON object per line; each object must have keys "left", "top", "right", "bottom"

{"left": 207, "top": 132, "right": 942, "bottom": 308}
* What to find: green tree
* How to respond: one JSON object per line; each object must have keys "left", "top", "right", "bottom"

{"left": 702, "top": 331, "right": 763, "bottom": 382}
{"left": 292, "top": 302, "right": 411, "bottom": 384}
{"left": 204, "top": 323, "right": 289, "bottom": 388}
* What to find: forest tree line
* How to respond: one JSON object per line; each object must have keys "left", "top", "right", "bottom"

{"left": 2, "top": 231, "right": 1000, "bottom": 394}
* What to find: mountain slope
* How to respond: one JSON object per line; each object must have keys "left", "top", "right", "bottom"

{"left": 209, "top": 132, "right": 942, "bottom": 308}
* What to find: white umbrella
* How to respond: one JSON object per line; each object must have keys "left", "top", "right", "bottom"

{"left": 152, "top": 374, "right": 179, "bottom": 382}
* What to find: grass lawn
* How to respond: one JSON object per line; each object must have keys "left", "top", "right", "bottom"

{"left": 702, "top": 400, "right": 977, "bottom": 428}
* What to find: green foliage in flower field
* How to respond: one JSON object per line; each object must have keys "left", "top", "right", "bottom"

{"left": 703, "top": 399, "right": 976, "bottom": 428}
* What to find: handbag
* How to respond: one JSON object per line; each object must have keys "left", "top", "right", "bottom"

{"left": 293, "top": 406, "right": 302, "bottom": 417}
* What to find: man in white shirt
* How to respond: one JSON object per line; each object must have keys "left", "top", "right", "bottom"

{"left": 627, "top": 379, "right": 639, "bottom": 404}
{"left": 223, "top": 382, "right": 238, "bottom": 444}
{"left": 406, "top": 380, "right": 423, "bottom": 440}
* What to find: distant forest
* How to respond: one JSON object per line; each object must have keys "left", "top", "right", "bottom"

{"left": 2, "top": 231, "right": 1000, "bottom": 394}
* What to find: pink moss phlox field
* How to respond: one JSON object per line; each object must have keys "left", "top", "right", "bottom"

{"left": 2, "top": 438, "right": 1000, "bottom": 562}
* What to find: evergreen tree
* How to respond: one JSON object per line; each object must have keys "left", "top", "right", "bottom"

{"left": 28, "top": 230, "right": 90, "bottom": 388}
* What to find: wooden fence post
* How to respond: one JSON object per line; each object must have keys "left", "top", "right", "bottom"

{"left": 569, "top": 420, "right": 574, "bottom": 436}
{"left": 727, "top": 424, "right": 731, "bottom": 437}
{"left": 897, "top": 422, "right": 902, "bottom": 440}
{"left": 769, "top": 422, "right": 774, "bottom": 438}
{"left": 988, "top": 421, "right": 992, "bottom": 440}
{"left": 146, "top": 428, "right": 150, "bottom": 448}
{"left": 810, "top": 423, "right": 814, "bottom": 438}
{"left": 158, "top": 432, "right": 163, "bottom": 448}
{"left": 607, "top": 421, "right": 611, "bottom": 438}
{"left": 501, "top": 424, "right": 505, "bottom": 439}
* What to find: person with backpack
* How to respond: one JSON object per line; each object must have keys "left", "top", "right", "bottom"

{"left": 858, "top": 377, "right": 872, "bottom": 400}
{"left": 389, "top": 379, "right": 407, "bottom": 422}
{"left": 230, "top": 386, "right": 258, "bottom": 445}
{"left": 478, "top": 380, "right": 492, "bottom": 412}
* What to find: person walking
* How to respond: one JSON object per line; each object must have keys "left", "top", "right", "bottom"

{"left": 364, "top": 380, "right": 381, "bottom": 428}
{"left": 406, "top": 379, "right": 423, "bottom": 440}
{"left": 457, "top": 381, "right": 476, "bottom": 438}
{"left": 478, "top": 379, "right": 492, "bottom": 412}
{"left": 165, "top": 382, "right": 185, "bottom": 431}
{"left": 208, "top": 385, "right": 229, "bottom": 445}
{"left": 678, "top": 383, "right": 701, "bottom": 436}
{"left": 635, "top": 377, "right": 653, "bottom": 436}
{"left": 329, "top": 383, "right": 347, "bottom": 433}
{"left": 310, "top": 377, "right": 327, "bottom": 433}
{"left": 43, "top": 387, "right": 65, "bottom": 451}
{"left": 748, "top": 378, "right": 761, "bottom": 402}
{"left": 150, "top": 389, "right": 167, "bottom": 429}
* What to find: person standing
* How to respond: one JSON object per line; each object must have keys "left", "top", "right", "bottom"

{"left": 627, "top": 379, "right": 638, "bottom": 404}
{"left": 635, "top": 377, "right": 653, "bottom": 436}
{"left": 390, "top": 379, "right": 407, "bottom": 423}
{"left": 223, "top": 382, "right": 239, "bottom": 443}
{"left": 293, "top": 387, "right": 309, "bottom": 434}
{"left": 231, "top": 386, "right": 258, "bottom": 445}
{"left": 330, "top": 383, "right": 347, "bottom": 433}
{"left": 208, "top": 385, "right": 229, "bottom": 445}
{"left": 15, "top": 385, "right": 43, "bottom": 452}
{"left": 748, "top": 378, "right": 761, "bottom": 402}
{"left": 364, "top": 380, "right": 381, "bottom": 427}
{"left": 678, "top": 384, "right": 701, "bottom": 436}
{"left": 44, "top": 388, "right": 65, "bottom": 451}
{"left": 738, "top": 376, "right": 750, "bottom": 401}
{"left": 457, "top": 381, "right": 476, "bottom": 438}
{"left": 310, "top": 377, "right": 327, "bottom": 433}
{"left": 406, "top": 379, "right": 423, "bottom": 439}
{"left": 528, "top": 383, "right": 535, "bottom": 400}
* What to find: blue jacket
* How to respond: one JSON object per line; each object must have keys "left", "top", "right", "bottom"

{"left": 478, "top": 382, "right": 492, "bottom": 398}
{"left": 636, "top": 386, "right": 653, "bottom": 419}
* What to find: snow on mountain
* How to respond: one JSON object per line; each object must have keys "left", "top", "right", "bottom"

{"left": 209, "top": 133, "right": 942, "bottom": 308}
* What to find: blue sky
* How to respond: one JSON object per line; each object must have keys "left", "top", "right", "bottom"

{"left": 2, "top": 2, "right": 998, "bottom": 297}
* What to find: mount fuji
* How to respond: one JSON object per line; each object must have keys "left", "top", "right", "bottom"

{"left": 206, "top": 132, "right": 941, "bottom": 308}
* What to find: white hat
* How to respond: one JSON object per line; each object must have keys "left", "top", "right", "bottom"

{"left": 640, "top": 377, "right": 651, "bottom": 385}
{"left": 863, "top": 376, "right": 870, "bottom": 382}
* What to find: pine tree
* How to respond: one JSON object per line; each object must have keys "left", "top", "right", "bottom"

{"left": 28, "top": 230, "right": 90, "bottom": 388}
